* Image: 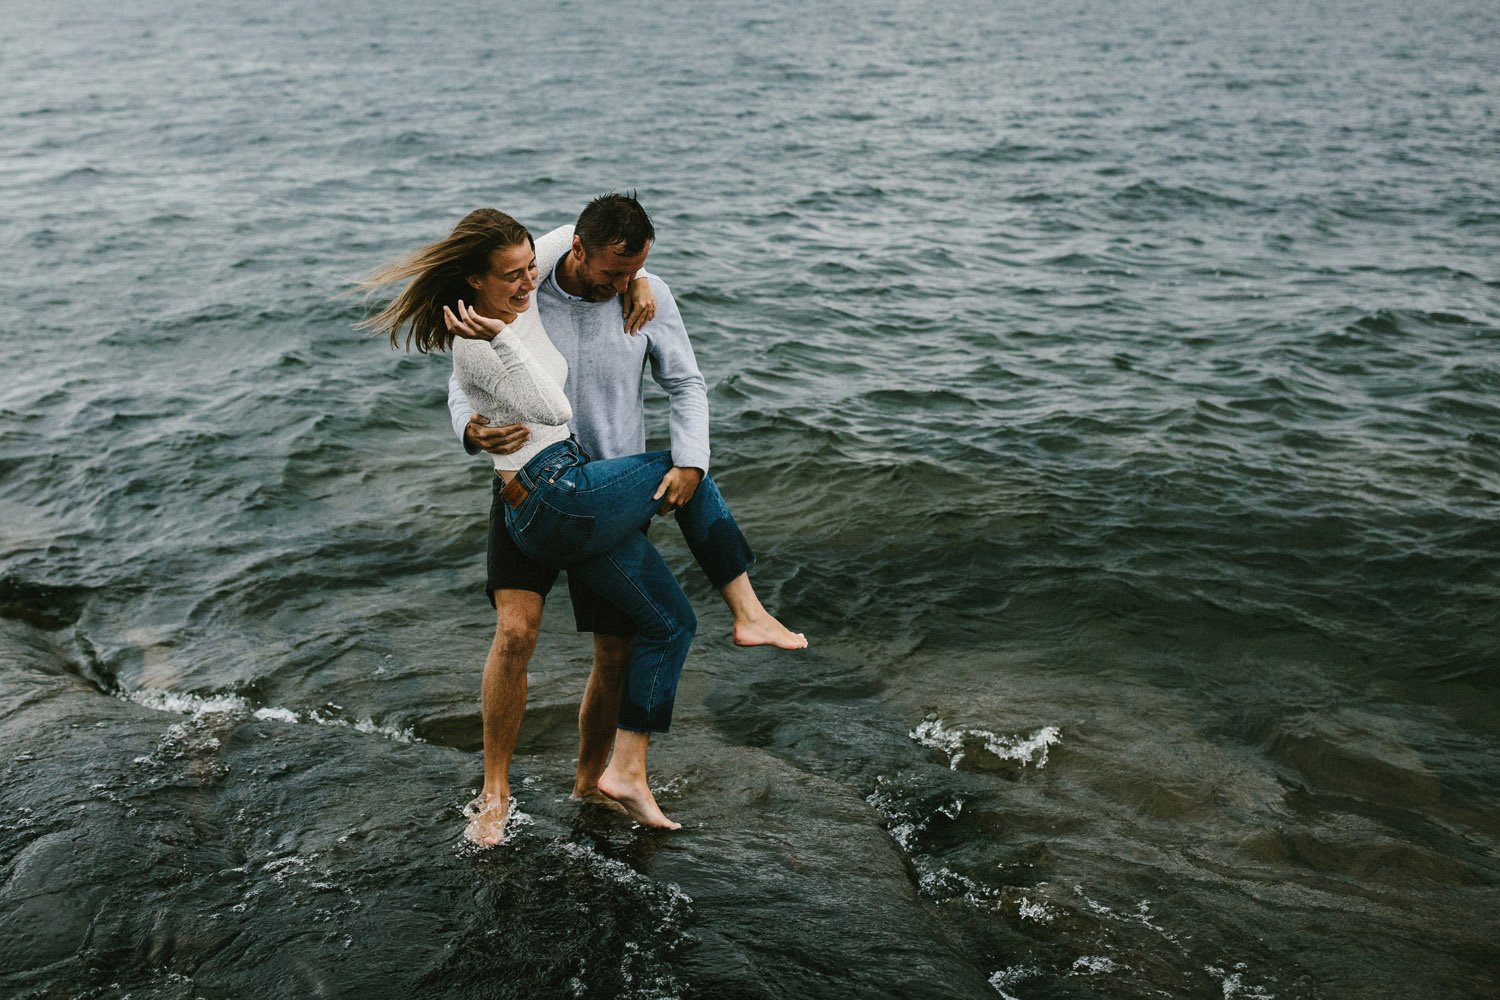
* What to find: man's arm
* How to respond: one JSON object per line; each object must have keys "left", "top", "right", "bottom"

{"left": 534, "top": 224, "right": 573, "bottom": 281}
{"left": 448, "top": 369, "right": 479, "bottom": 452}
{"left": 642, "top": 278, "right": 710, "bottom": 509}
{"left": 447, "top": 367, "right": 530, "bottom": 457}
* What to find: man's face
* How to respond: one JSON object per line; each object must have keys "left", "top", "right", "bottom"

{"left": 573, "top": 240, "right": 651, "bottom": 302}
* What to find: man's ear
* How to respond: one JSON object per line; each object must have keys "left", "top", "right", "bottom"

{"left": 570, "top": 234, "right": 585, "bottom": 260}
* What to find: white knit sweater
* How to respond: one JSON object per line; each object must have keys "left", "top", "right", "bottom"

{"left": 450, "top": 306, "right": 572, "bottom": 472}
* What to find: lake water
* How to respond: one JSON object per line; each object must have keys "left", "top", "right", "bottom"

{"left": 2, "top": 0, "right": 1498, "bottom": 996}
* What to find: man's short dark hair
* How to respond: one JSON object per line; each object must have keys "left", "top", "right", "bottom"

{"left": 575, "top": 192, "right": 655, "bottom": 255}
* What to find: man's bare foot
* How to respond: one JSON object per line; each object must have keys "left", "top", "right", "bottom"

{"left": 571, "top": 787, "right": 629, "bottom": 814}
{"left": 597, "top": 773, "right": 681, "bottom": 830}
{"left": 732, "top": 613, "right": 808, "bottom": 650}
{"left": 462, "top": 795, "right": 511, "bottom": 847}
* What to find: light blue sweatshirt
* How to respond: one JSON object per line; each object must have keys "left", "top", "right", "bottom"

{"left": 447, "top": 224, "right": 710, "bottom": 471}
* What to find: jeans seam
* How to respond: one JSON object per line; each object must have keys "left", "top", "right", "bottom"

{"left": 570, "top": 460, "right": 668, "bottom": 498}
{"left": 600, "top": 546, "right": 679, "bottom": 726}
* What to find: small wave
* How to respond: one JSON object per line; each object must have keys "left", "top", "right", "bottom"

{"left": 1112, "top": 179, "right": 1249, "bottom": 210}
{"left": 1206, "top": 963, "right": 1278, "bottom": 999}
{"left": 307, "top": 709, "right": 419, "bottom": 744}
{"left": 865, "top": 775, "right": 964, "bottom": 853}
{"left": 910, "top": 717, "right": 1061, "bottom": 770}
{"left": 553, "top": 841, "right": 693, "bottom": 906}
{"left": 128, "top": 688, "right": 249, "bottom": 715}
{"left": 542, "top": 841, "right": 694, "bottom": 999}
{"left": 989, "top": 965, "right": 1042, "bottom": 1000}
{"left": 1346, "top": 307, "right": 1479, "bottom": 338}
{"left": 1017, "top": 896, "right": 1057, "bottom": 924}
{"left": 124, "top": 688, "right": 418, "bottom": 743}
{"left": 1071, "top": 956, "right": 1122, "bottom": 976}
{"left": 915, "top": 863, "right": 1002, "bottom": 908}
{"left": 53, "top": 166, "right": 107, "bottom": 183}
{"left": 0, "top": 576, "right": 90, "bottom": 631}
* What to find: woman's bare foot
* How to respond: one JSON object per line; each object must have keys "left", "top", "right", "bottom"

{"left": 462, "top": 795, "right": 511, "bottom": 847}
{"left": 597, "top": 772, "right": 681, "bottom": 830}
{"left": 719, "top": 575, "right": 807, "bottom": 649}
{"left": 732, "top": 613, "right": 808, "bottom": 650}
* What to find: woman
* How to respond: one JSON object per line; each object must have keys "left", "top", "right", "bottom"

{"left": 364, "top": 208, "right": 804, "bottom": 841}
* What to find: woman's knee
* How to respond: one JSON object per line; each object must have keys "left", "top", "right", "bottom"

{"left": 639, "top": 601, "right": 695, "bottom": 648}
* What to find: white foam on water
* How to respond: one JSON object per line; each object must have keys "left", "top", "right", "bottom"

{"left": 1131, "top": 899, "right": 1179, "bottom": 943}
{"left": 983, "top": 726, "right": 1061, "bottom": 769}
{"left": 352, "top": 716, "right": 417, "bottom": 743}
{"left": 249, "top": 850, "right": 355, "bottom": 906}
{"left": 308, "top": 709, "right": 419, "bottom": 743}
{"left": 1206, "top": 963, "right": 1276, "bottom": 999}
{"left": 504, "top": 803, "right": 535, "bottom": 837}
{"left": 124, "top": 688, "right": 419, "bottom": 743}
{"left": 653, "top": 774, "right": 689, "bottom": 795}
{"left": 989, "top": 965, "right": 1041, "bottom": 1000}
{"left": 551, "top": 841, "right": 694, "bottom": 918}
{"left": 909, "top": 717, "right": 1062, "bottom": 769}
{"left": 1073, "top": 885, "right": 1114, "bottom": 915}
{"left": 263, "top": 853, "right": 315, "bottom": 885}
{"left": 549, "top": 841, "right": 692, "bottom": 999}
{"left": 911, "top": 717, "right": 969, "bottom": 767}
{"left": 864, "top": 777, "right": 964, "bottom": 854}
{"left": 1017, "top": 896, "right": 1056, "bottom": 924}
{"left": 914, "top": 861, "right": 1004, "bottom": 910}
{"left": 458, "top": 795, "right": 534, "bottom": 850}
{"left": 1070, "top": 955, "right": 1121, "bottom": 976}
{"left": 127, "top": 688, "right": 249, "bottom": 716}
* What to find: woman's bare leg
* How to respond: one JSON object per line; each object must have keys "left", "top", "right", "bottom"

{"left": 597, "top": 730, "right": 681, "bottom": 830}
{"left": 720, "top": 573, "right": 808, "bottom": 649}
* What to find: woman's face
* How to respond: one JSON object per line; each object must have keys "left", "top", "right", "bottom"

{"left": 467, "top": 242, "right": 538, "bottom": 320}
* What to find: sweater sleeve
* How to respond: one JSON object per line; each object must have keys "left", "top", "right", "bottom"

{"left": 447, "top": 368, "right": 481, "bottom": 454}
{"left": 451, "top": 328, "right": 573, "bottom": 427}
{"left": 643, "top": 279, "right": 711, "bottom": 472}
{"left": 534, "top": 225, "right": 573, "bottom": 281}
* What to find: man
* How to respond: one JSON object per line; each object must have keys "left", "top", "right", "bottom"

{"left": 446, "top": 193, "right": 709, "bottom": 843}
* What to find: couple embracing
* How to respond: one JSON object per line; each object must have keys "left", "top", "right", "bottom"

{"left": 363, "top": 194, "right": 805, "bottom": 845}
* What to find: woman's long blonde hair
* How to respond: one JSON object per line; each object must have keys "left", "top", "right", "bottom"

{"left": 357, "top": 208, "right": 533, "bottom": 353}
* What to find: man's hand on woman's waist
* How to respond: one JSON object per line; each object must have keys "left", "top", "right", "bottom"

{"left": 464, "top": 414, "right": 530, "bottom": 456}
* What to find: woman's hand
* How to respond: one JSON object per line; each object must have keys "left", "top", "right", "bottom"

{"left": 622, "top": 275, "right": 656, "bottom": 335}
{"left": 443, "top": 300, "right": 507, "bottom": 341}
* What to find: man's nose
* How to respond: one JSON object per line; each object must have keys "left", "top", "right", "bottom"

{"left": 610, "top": 276, "right": 631, "bottom": 295}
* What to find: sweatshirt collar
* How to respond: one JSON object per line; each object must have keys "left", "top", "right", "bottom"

{"left": 546, "top": 260, "right": 585, "bottom": 302}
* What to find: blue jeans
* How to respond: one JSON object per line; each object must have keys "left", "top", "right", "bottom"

{"left": 503, "top": 440, "right": 754, "bottom": 733}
